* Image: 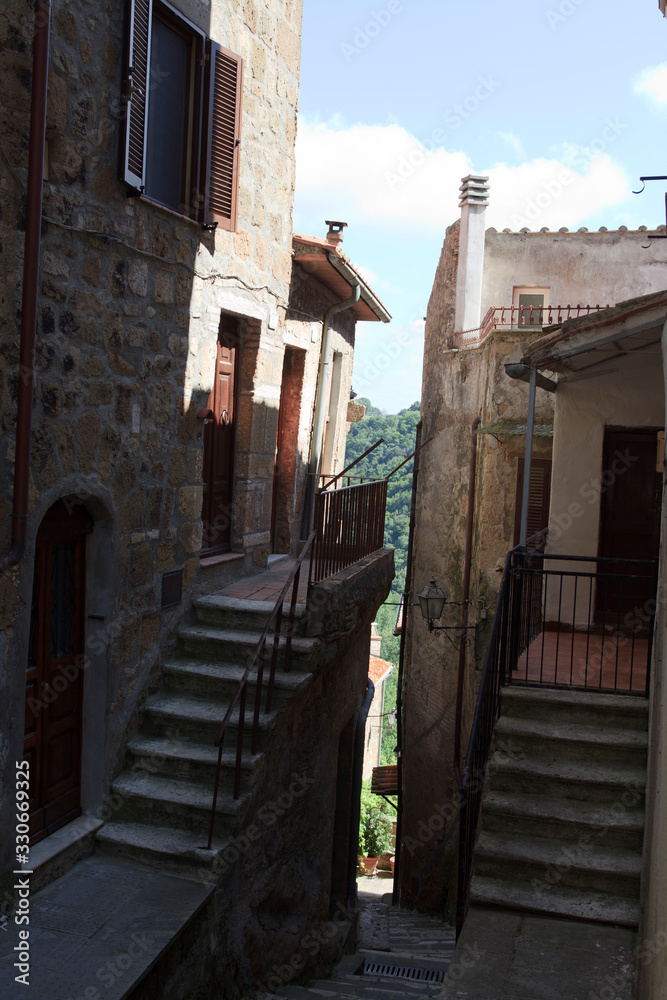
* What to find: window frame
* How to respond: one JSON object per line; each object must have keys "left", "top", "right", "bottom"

{"left": 512, "top": 286, "right": 551, "bottom": 329}
{"left": 121, "top": 0, "right": 243, "bottom": 231}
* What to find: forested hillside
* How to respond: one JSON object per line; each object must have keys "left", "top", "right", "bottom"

{"left": 344, "top": 399, "right": 420, "bottom": 763}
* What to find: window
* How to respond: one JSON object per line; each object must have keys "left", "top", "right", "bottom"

{"left": 512, "top": 286, "right": 550, "bottom": 328}
{"left": 121, "top": 0, "right": 243, "bottom": 229}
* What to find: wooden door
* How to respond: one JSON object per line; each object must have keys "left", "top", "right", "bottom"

{"left": 201, "top": 316, "right": 238, "bottom": 555}
{"left": 597, "top": 429, "right": 662, "bottom": 620}
{"left": 25, "top": 500, "right": 92, "bottom": 845}
{"left": 513, "top": 458, "right": 552, "bottom": 547}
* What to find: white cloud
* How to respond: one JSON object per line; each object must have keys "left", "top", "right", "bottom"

{"left": 634, "top": 63, "right": 667, "bottom": 106}
{"left": 295, "top": 118, "right": 630, "bottom": 234}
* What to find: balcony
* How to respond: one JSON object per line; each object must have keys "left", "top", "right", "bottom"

{"left": 453, "top": 304, "right": 610, "bottom": 348}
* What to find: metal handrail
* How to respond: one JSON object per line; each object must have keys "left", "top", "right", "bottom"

{"left": 205, "top": 530, "right": 316, "bottom": 850}
{"left": 456, "top": 541, "right": 658, "bottom": 935}
{"left": 308, "top": 479, "right": 388, "bottom": 588}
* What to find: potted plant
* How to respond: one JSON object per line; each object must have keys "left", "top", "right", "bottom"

{"left": 358, "top": 781, "right": 393, "bottom": 875}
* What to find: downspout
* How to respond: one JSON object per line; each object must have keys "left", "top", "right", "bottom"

{"left": 453, "top": 416, "right": 481, "bottom": 782}
{"left": 392, "top": 419, "right": 423, "bottom": 905}
{"left": 347, "top": 679, "right": 375, "bottom": 925}
{"left": 0, "top": 1, "right": 51, "bottom": 572}
{"left": 305, "top": 257, "right": 361, "bottom": 529}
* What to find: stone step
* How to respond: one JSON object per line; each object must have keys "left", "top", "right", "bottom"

{"left": 474, "top": 831, "right": 641, "bottom": 898}
{"left": 141, "top": 690, "right": 277, "bottom": 746}
{"left": 488, "top": 748, "right": 646, "bottom": 805}
{"left": 126, "top": 734, "right": 263, "bottom": 791}
{"left": 493, "top": 715, "right": 648, "bottom": 767}
{"left": 469, "top": 874, "right": 640, "bottom": 926}
{"left": 279, "top": 983, "right": 441, "bottom": 1000}
{"left": 481, "top": 790, "right": 644, "bottom": 850}
{"left": 179, "top": 624, "right": 320, "bottom": 671}
{"left": 110, "top": 771, "right": 248, "bottom": 836}
{"left": 194, "top": 594, "right": 308, "bottom": 634}
{"left": 96, "top": 821, "right": 228, "bottom": 877}
{"left": 500, "top": 686, "right": 649, "bottom": 730}
{"left": 163, "top": 656, "right": 312, "bottom": 705}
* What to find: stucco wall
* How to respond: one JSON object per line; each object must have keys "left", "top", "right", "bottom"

{"left": 481, "top": 229, "right": 667, "bottom": 318}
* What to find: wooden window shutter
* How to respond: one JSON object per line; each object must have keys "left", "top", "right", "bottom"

{"left": 513, "top": 458, "right": 552, "bottom": 546}
{"left": 204, "top": 41, "right": 243, "bottom": 231}
{"left": 122, "top": 0, "right": 153, "bottom": 191}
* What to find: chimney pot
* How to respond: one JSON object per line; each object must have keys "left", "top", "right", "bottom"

{"left": 325, "top": 220, "right": 347, "bottom": 247}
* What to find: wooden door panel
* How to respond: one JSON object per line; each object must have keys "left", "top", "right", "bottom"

{"left": 597, "top": 429, "right": 662, "bottom": 621}
{"left": 201, "top": 318, "right": 238, "bottom": 555}
{"left": 24, "top": 501, "right": 89, "bottom": 844}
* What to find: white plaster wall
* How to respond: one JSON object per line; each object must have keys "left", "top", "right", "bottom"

{"left": 546, "top": 352, "right": 664, "bottom": 625}
{"left": 481, "top": 230, "right": 667, "bottom": 317}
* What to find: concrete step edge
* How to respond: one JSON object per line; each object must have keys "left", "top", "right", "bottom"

{"left": 475, "top": 831, "right": 642, "bottom": 877}
{"left": 469, "top": 875, "right": 640, "bottom": 926}
{"left": 126, "top": 735, "right": 263, "bottom": 770}
{"left": 111, "top": 772, "right": 247, "bottom": 814}
{"left": 179, "top": 625, "right": 320, "bottom": 654}
{"left": 482, "top": 791, "right": 645, "bottom": 829}
{"left": 494, "top": 716, "right": 648, "bottom": 748}
{"left": 489, "top": 751, "right": 647, "bottom": 789}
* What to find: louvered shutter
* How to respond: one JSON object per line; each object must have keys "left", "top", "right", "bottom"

{"left": 122, "top": 0, "right": 153, "bottom": 191}
{"left": 203, "top": 42, "right": 243, "bottom": 231}
{"left": 513, "top": 458, "right": 552, "bottom": 546}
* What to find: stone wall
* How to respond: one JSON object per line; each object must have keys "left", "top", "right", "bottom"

{"left": 401, "top": 221, "right": 667, "bottom": 916}
{"left": 0, "top": 0, "right": 303, "bottom": 904}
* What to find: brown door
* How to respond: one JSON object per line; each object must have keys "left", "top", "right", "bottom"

{"left": 597, "top": 429, "right": 662, "bottom": 620}
{"left": 513, "top": 457, "right": 552, "bottom": 547}
{"left": 25, "top": 500, "right": 92, "bottom": 845}
{"left": 201, "top": 316, "right": 238, "bottom": 555}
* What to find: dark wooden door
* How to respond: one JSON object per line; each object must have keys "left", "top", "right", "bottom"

{"left": 25, "top": 500, "right": 92, "bottom": 845}
{"left": 513, "top": 458, "right": 552, "bottom": 547}
{"left": 201, "top": 316, "right": 238, "bottom": 555}
{"left": 597, "top": 429, "right": 662, "bottom": 620}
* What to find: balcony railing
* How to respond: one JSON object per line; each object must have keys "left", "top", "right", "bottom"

{"left": 454, "top": 303, "right": 610, "bottom": 348}
{"left": 456, "top": 540, "right": 658, "bottom": 937}
{"left": 308, "top": 479, "right": 388, "bottom": 587}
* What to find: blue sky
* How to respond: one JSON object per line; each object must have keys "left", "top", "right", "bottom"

{"left": 291, "top": 0, "right": 667, "bottom": 413}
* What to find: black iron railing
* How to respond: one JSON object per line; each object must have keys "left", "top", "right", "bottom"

{"left": 308, "top": 479, "right": 388, "bottom": 587}
{"left": 456, "top": 542, "right": 658, "bottom": 936}
{"left": 205, "top": 531, "right": 316, "bottom": 850}
{"left": 510, "top": 551, "right": 658, "bottom": 695}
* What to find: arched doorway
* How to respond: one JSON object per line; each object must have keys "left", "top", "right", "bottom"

{"left": 24, "top": 499, "right": 93, "bottom": 845}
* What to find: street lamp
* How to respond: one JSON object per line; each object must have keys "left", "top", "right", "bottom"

{"left": 417, "top": 578, "right": 447, "bottom": 631}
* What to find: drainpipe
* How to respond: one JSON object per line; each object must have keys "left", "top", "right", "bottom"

{"left": 518, "top": 367, "right": 538, "bottom": 548}
{"left": 453, "top": 416, "right": 481, "bottom": 783}
{"left": 0, "top": 1, "right": 51, "bottom": 572}
{"left": 305, "top": 260, "right": 360, "bottom": 529}
{"left": 347, "top": 679, "right": 375, "bottom": 924}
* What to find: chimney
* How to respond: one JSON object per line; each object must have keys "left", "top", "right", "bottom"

{"left": 325, "top": 220, "right": 347, "bottom": 249}
{"left": 370, "top": 622, "right": 382, "bottom": 658}
{"left": 454, "top": 175, "right": 489, "bottom": 333}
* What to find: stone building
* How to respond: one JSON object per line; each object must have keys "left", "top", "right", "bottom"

{"left": 362, "top": 623, "right": 394, "bottom": 781}
{"left": 399, "top": 175, "right": 667, "bottom": 917}
{"left": 0, "top": 1, "right": 394, "bottom": 995}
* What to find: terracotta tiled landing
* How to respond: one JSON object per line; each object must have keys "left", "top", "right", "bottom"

{"left": 221, "top": 559, "right": 310, "bottom": 604}
{"left": 514, "top": 630, "right": 648, "bottom": 693}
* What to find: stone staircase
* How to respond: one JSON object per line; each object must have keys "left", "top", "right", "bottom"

{"left": 470, "top": 687, "right": 648, "bottom": 926}
{"left": 96, "top": 594, "right": 317, "bottom": 877}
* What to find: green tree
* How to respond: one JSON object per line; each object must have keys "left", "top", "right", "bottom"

{"left": 345, "top": 400, "right": 420, "bottom": 765}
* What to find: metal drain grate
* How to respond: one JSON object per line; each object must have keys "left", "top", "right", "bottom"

{"left": 363, "top": 962, "right": 445, "bottom": 983}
